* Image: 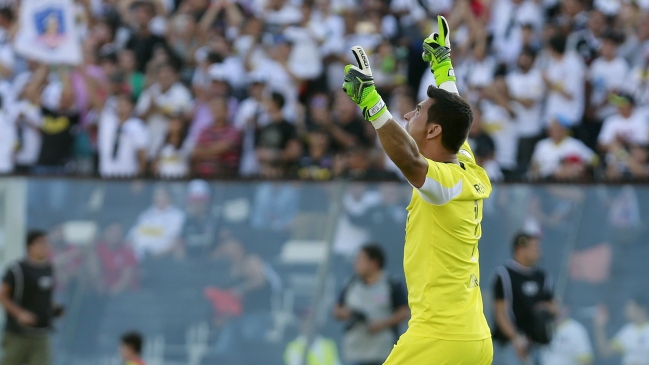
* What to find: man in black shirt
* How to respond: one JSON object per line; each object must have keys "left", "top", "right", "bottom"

{"left": 0, "top": 230, "right": 63, "bottom": 365}
{"left": 492, "top": 232, "right": 556, "bottom": 365}
{"left": 256, "top": 92, "right": 301, "bottom": 178}
{"left": 125, "top": 1, "right": 171, "bottom": 72}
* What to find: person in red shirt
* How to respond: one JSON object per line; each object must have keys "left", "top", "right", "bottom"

{"left": 191, "top": 97, "right": 242, "bottom": 177}
{"left": 120, "top": 331, "right": 146, "bottom": 365}
{"left": 96, "top": 223, "right": 138, "bottom": 294}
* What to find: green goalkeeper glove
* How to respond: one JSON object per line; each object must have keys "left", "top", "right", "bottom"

{"left": 422, "top": 16, "right": 457, "bottom": 92}
{"left": 342, "top": 46, "right": 393, "bottom": 129}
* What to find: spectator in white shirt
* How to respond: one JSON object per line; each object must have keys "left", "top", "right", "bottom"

{"left": 480, "top": 69, "right": 519, "bottom": 178}
{"left": 588, "top": 31, "right": 629, "bottom": 122}
{"left": 598, "top": 93, "right": 649, "bottom": 153}
{"left": 541, "top": 305, "right": 594, "bottom": 365}
{"left": 98, "top": 92, "right": 149, "bottom": 178}
{"left": 506, "top": 47, "right": 546, "bottom": 172}
{"left": 135, "top": 62, "right": 193, "bottom": 160}
{"left": 543, "top": 34, "right": 586, "bottom": 127}
{"left": 490, "top": 0, "right": 543, "bottom": 66}
{"left": 460, "top": 35, "right": 497, "bottom": 105}
{"left": 235, "top": 72, "right": 270, "bottom": 177}
{"left": 530, "top": 116, "right": 597, "bottom": 180}
{"left": 0, "top": 93, "right": 15, "bottom": 174}
{"left": 153, "top": 114, "right": 190, "bottom": 179}
{"left": 594, "top": 296, "right": 649, "bottom": 365}
{"left": 585, "top": 30, "right": 629, "bottom": 148}
{"left": 129, "top": 186, "right": 185, "bottom": 261}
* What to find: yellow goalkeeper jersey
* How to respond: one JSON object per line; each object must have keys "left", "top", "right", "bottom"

{"left": 403, "top": 141, "right": 492, "bottom": 341}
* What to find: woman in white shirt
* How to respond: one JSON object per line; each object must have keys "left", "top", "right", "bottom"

{"left": 153, "top": 115, "right": 190, "bottom": 179}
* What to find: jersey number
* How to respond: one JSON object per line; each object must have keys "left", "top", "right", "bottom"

{"left": 471, "top": 200, "right": 481, "bottom": 258}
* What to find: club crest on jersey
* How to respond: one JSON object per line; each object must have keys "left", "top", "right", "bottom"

{"left": 474, "top": 184, "right": 486, "bottom": 194}
{"left": 523, "top": 281, "right": 539, "bottom": 296}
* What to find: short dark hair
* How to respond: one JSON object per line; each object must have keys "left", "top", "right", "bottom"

{"left": 360, "top": 243, "right": 385, "bottom": 269}
{"left": 26, "top": 230, "right": 46, "bottom": 248}
{"left": 130, "top": 0, "right": 155, "bottom": 13}
{"left": 270, "top": 92, "right": 286, "bottom": 110}
{"left": 548, "top": 35, "right": 567, "bottom": 55}
{"left": 512, "top": 232, "right": 538, "bottom": 254}
{"left": 0, "top": 7, "right": 14, "bottom": 22}
{"left": 121, "top": 331, "right": 144, "bottom": 355}
{"left": 426, "top": 86, "right": 473, "bottom": 153}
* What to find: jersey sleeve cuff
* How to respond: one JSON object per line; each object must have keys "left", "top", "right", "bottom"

{"left": 371, "top": 110, "right": 393, "bottom": 129}
{"left": 438, "top": 81, "right": 459, "bottom": 94}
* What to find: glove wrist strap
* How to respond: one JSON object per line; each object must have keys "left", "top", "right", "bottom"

{"left": 370, "top": 109, "right": 392, "bottom": 129}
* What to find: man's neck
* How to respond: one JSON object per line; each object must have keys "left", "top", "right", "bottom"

{"left": 513, "top": 257, "right": 533, "bottom": 268}
{"left": 363, "top": 270, "right": 382, "bottom": 285}
{"left": 27, "top": 256, "right": 47, "bottom": 266}
{"left": 422, "top": 144, "right": 458, "bottom": 165}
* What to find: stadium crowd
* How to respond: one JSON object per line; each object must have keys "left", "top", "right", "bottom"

{"left": 0, "top": 0, "right": 648, "bottom": 182}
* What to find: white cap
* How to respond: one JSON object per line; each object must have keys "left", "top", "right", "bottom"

{"left": 187, "top": 179, "right": 210, "bottom": 200}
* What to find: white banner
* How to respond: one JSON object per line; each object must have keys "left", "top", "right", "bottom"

{"left": 13, "top": 0, "right": 82, "bottom": 65}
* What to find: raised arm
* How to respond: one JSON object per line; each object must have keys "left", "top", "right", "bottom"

{"left": 341, "top": 46, "right": 428, "bottom": 187}
{"left": 341, "top": 16, "right": 458, "bottom": 188}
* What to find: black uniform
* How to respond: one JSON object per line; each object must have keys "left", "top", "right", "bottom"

{"left": 492, "top": 259, "right": 554, "bottom": 343}
{"left": 2, "top": 260, "right": 55, "bottom": 335}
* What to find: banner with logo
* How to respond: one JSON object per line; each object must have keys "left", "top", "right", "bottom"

{"left": 13, "top": 0, "right": 82, "bottom": 65}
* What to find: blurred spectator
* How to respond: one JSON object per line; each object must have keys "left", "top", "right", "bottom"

{"left": 128, "top": 186, "right": 185, "bottom": 260}
{"left": 118, "top": 49, "right": 146, "bottom": 100}
{"left": 594, "top": 296, "right": 649, "bottom": 365}
{"left": 135, "top": 62, "right": 192, "bottom": 159}
{"left": 506, "top": 47, "right": 546, "bottom": 173}
{"left": 479, "top": 68, "right": 518, "bottom": 178}
{"left": 540, "top": 305, "right": 594, "bottom": 365}
{"left": 250, "top": 182, "right": 299, "bottom": 232}
{"left": 234, "top": 72, "right": 269, "bottom": 177}
{"left": 98, "top": 92, "right": 148, "bottom": 178}
{"left": 567, "top": 9, "right": 607, "bottom": 65}
{"left": 191, "top": 97, "right": 241, "bottom": 178}
{"left": 335, "top": 147, "right": 399, "bottom": 181}
{"left": 124, "top": 1, "right": 171, "bottom": 73}
{"left": 298, "top": 128, "right": 334, "bottom": 180}
{"left": 468, "top": 106, "right": 503, "bottom": 182}
{"left": 0, "top": 78, "right": 14, "bottom": 174}
{"left": 24, "top": 65, "right": 79, "bottom": 174}
{"left": 587, "top": 31, "right": 628, "bottom": 123}
{"left": 530, "top": 117, "right": 596, "bottom": 181}
{"left": 96, "top": 223, "right": 139, "bottom": 294}
{"left": 177, "top": 180, "right": 217, "bottom": 259}
{"left": 598, "top": 93, "right": 648, "bottom": 154}
{"left": 462, "top": 34, "right": 497, "bottom": 104}
{"left": 120, "top": 331, "right": 146, "bottom": 365}
{"left": 154, "top": 113, "right": 190, "bottom": 178}
{"left": 490, "top": 0, "right": 543, "bottom": 65}
{"left": 285, "top": 308, "right": 342, "bottom": 365}
{"left": 606, "top": 143, "right": 649, "bottom": 180}
{"left": 543, "top": 34, "right": 586, "bottom": 128}
{"left": 492, "top": 232, "right": 556, "bottom": 365}
{"left": 334, "top": 244, "right": 409, "bottom": 365}
{"left": 256, "top": 92, "right": 301, "bottom": 178}
{"left": 329, "top": 90, "right": 375, "bottom": 153}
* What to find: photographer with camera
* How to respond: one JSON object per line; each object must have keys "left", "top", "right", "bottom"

{"left": 334, "top": 244, "right": 409, "bottom": 365}
{"left": 492, "top": 232, "right": 557, "bottom": 365}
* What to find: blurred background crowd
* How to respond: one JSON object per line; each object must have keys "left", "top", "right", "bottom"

{"left": 0, "top": 0, "right": 648, "bottom": 181}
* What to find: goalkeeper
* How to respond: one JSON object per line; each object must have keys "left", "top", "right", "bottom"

{"left": 342, "top": 16, "right": 493, "bottom": 364}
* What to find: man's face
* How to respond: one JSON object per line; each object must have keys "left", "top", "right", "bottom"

{"left": 29, "top": 236, "right": 50, "bottom": 261}
{"left": 354, "top": 250, "right": 373, "bottom": 277}
{"left": 158, "top": 67, "right": 176, "bottom": 89}
{"left": 405, "top": 98, "right": 437, "bottom": 150}
{"left": 518, "top": 53, "right": 534, "bottom": 72}
{"left": 132, "top": 6, "right": 152, "bottom": 29}
{"left": 117, "top": 96, "right": 134, "bottom": 119}
{"left": 520, "top": 238, "right": 541, "bottom": 265}
{"left": 153, "top": 188, "right": 171, "bottom": 209}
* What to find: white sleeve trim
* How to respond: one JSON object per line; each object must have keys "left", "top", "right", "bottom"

{"left": 416, "top": 176, "right": 463, "bottom": 205}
